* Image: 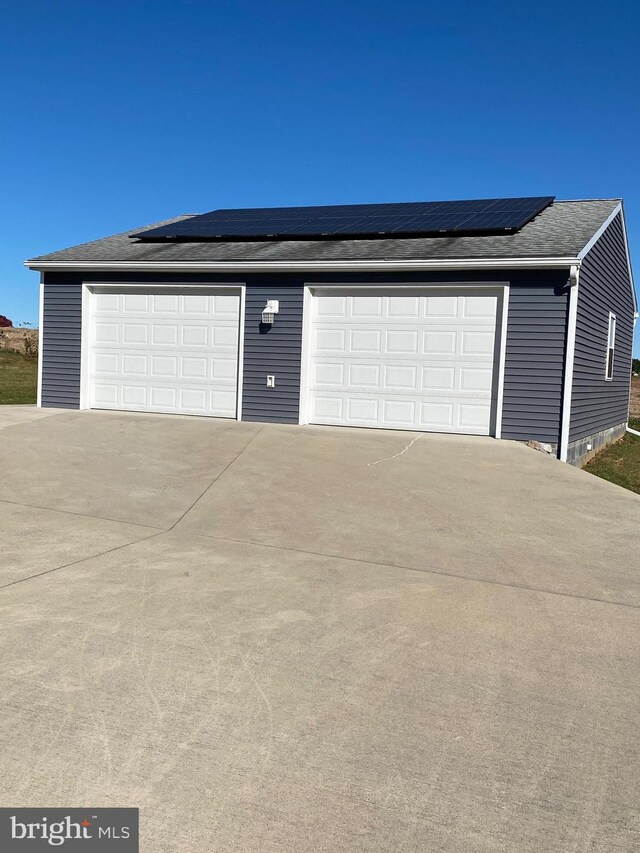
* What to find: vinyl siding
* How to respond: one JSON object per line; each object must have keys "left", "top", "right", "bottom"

{"left": 501, "top": 283, "right": 569, "bottom": 444}
{"left": 242, "top": 283, "right": 303, "bottom": 423}
{"left": 40, "top": 270, "right": 571, "bottom": 443}
{"left": 570, "top": 213, "right": 635, "bottom": 442}
{"left": 41, "top": 283, "right": 82, "bottom": 408}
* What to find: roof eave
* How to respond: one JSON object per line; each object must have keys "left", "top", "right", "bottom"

{"left": 24, "top": 257, "right": 579, "bottom": 273}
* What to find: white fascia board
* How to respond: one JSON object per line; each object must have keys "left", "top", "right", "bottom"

{"left": 576, "top": 203, "right": 622, "bottom": 259}
{"left": 24, "top": 257, "right": 578, "bottom": 273}
{"left": 577, "top": 201, "right": 637, "bottom": 314}
{"left": 559, "top": 265, "right": 580, "bottom": 463}
{"left": 618, "top": 203, "right": 637, "bottom": 314}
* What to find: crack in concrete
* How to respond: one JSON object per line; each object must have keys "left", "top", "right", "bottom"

{"left": 367, "top": 434, "right": 423, "bottom": 466}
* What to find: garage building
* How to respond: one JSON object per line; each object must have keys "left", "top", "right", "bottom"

{"left": 26, "top": 196, "right": 637, "bottom": 466}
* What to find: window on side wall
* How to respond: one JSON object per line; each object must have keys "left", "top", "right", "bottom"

{"left": 605, "top": 312, "right": 616, "bottom": 381}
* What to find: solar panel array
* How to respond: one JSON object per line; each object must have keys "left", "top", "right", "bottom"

{"left": 132, "top": 197, "right": 555, "bottom": 241}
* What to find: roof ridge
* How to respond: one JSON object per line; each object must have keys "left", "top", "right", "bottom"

{"left": 554, "top": 198, "right": 622, "bottom": 204}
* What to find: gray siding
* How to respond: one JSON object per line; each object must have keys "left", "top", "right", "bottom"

{"left": 40, "top": 271, "right": 571, "bottom": 446}
{"left": 242, "top": 282, "right": 303, "bottom": 423}
{"left": 570, "top": 213, "right": 635, "bottom": 442}
{"left": 41, "top": 283, "right": 82, "bottom": 408}
{"left": 501, "top": 283, "right": 569, "bottom": 444}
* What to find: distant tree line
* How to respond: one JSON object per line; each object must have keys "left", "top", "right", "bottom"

{"left": 633, "top": 358, "right": 640, "bottom": 375}
{"left": 0, "top": 315, "right": 12, "bottom": 327}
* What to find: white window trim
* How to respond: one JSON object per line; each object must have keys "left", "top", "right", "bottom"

{"left": 605, "top": 311, "right": 616, "bottom": 382}
{"left": 298, "top": 282, "right": 509, "bottom": 439}
{"left": 80, "top": 282, "right": 246, "bottom": 419}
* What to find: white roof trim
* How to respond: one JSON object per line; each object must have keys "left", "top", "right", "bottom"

{"left": 619, "top": 204, "right": 638, "bottom": 313}
{"left": 577, "top": 201, "right": 637, "bottom": 313}
{"left": 577, "top": 202, "right": 622, "bottom": 258}
{"left": 25, "top": 257, "right": 578, "bottom": 273}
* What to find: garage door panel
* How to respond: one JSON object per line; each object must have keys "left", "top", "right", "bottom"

{"left": 181, "top": 325, "right": 209, "bottom": 347}
{"left": 350, "top": 329, "right": 381, "bottom": 353}
{"left": 348, "top": 364, "right": 380, "bottom": 387}
{"left": 423, "top": 330, "right": 457, "bottom": 355}
{"left": 153, "top": 294, "right": 179, "bottom": 313}
{"left": 460, "top": 367, "right": 493, "bottom": 393}
{"left": 384, "top": 365, "right": 418, "bottom": 390}
{"left": 314, "top": 363, "right": 346, "bottom": 386}
{"left": 180, "top": 388, "right": 207, "bottom": 411}
{"left": 94, "top": 322, "right": 119, "bottom": 343}
{"left": 123, "top": 293, "right": 148, "bottom": 312}
{"left": 383, "top": 399, "right": 416, "bottom": 424}
{"left": 93, "top": 384, "right": 118, "bottom": 405}
{"left": 459, "top": 404, "right": 491, "bottom": 430}
{"left": 421, "top": 367, "right": 455, "bottom": 391}
{"left": 462, "top": 294, "right": 498, "bottom": 318}
{"left": 89, "top": 288, "right": 240, "bottom": 418}
{"left": 151, "top": 325, "right": 179, "bottom": 345}
{"left": 386, "top": 330, "right": 418, "bottom": 354}
{"left": 316, "top": 296, "right": 347, "bottom": 317}
{"left": 387, "top": 296, "right": 420, "bottom": 318}
{"left": 348, "top": 398, "right": 379, "bottom": 422}
{"left": 308, "top": 289, "right": 500, "bottom": 435}
{"left": 94, "top": 293, "right": 120, "bottom": 312}
{"left": 425, "top": 296, "right": 457, "bottom": 318}
{"left": 351, "top": 296, "right": 382, "bottom": 317}
{"left": 181, "top": 357, "right": 208, "bottom": 379}
{"left": 312, "top": 396, "right": 344, "bottom": 420}
{"left": 315, "top": 329, "right": 346, "bottom": 351}
{"left": 94, "top": 353, "right": 119, "bottom": 374}
{"left": 461, "top": 330, "right": 495, "bottom": 355}
{"left": 122, "top": 386, "right": 146, "bottom": 406}
{"left": 420, "top": 401, "right": 454, "bottom": 429}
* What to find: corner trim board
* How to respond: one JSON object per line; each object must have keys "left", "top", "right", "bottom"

{"left": 494, "top": 284, "right": 510, "bottom": 440}
{"left": 559, "top": 265, "right": 579, "bottom": 462}
{"left": 37, "top": 279, "right": 44, "bottom": 407}
{"left": 298, "top": 286, "right": 313, "bottom": 425}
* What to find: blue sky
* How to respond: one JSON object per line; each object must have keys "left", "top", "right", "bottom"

{"left": 1, "top": 0, "right": 638, "bottom": 355}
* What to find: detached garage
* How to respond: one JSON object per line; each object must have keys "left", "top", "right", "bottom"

{"left": 26, "top": 196, "right": 637, "bottom": 466}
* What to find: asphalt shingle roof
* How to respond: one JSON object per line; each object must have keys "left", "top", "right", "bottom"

{"left": 27, "top": 200, "right": 620, "bottom": 265}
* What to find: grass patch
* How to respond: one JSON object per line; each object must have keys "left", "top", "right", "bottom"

{"left": 0, "top": 350, "right": 38, "bottom": 404}
{"left": 585, "top": 417, "right": 640, "bottom": 495}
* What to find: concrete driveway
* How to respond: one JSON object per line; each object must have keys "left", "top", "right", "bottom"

{"left": 1, "top": 407, "right": 639, "bottom": 852}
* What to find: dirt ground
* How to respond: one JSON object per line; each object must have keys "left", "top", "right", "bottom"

{"left": 631, "top": 376, "right": 640, "bottom": 418}
{"left": 0, "top": 327, "right": 38, "bottom": 355}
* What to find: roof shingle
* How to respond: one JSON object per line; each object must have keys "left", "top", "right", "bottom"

{"left": 27, "top": 200, "right": 620, "bottom": 265}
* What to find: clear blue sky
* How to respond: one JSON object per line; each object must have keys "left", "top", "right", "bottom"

{"left": 1, "top": 0, "right": 638, "bottom": 355}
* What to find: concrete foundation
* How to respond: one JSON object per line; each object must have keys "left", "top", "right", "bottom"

{"left": 566, "top": 421, "right": 627, "bottom": 467}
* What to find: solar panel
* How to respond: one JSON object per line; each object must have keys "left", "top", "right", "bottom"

{"left": 132, "top": 197, "right": 554, "bottom": 241}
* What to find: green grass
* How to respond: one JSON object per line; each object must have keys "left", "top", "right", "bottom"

{"left": 585, "top": 417, "right": 640, "bottom": 495}
{"left": 0, "top": 350, "right": 38, "bottom": 404}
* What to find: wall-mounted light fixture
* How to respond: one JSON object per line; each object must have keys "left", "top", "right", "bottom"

{"left": 261, "top": 299, "right": 280, "bottom": 324}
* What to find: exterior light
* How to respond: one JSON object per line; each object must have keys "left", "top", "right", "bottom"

{"left": 261, "top": 299, "right": 280, "bottom": 324}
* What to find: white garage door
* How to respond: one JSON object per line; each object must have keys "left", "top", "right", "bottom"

{"left": 307, "top": 288, "right": 501, "bottom": 435}
{"left": 90, "top": 288, "right": 241, "bottom": 417}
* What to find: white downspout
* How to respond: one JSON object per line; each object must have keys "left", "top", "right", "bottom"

{"left": 559, "top": 265, "right": 580, "bottom": 462}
